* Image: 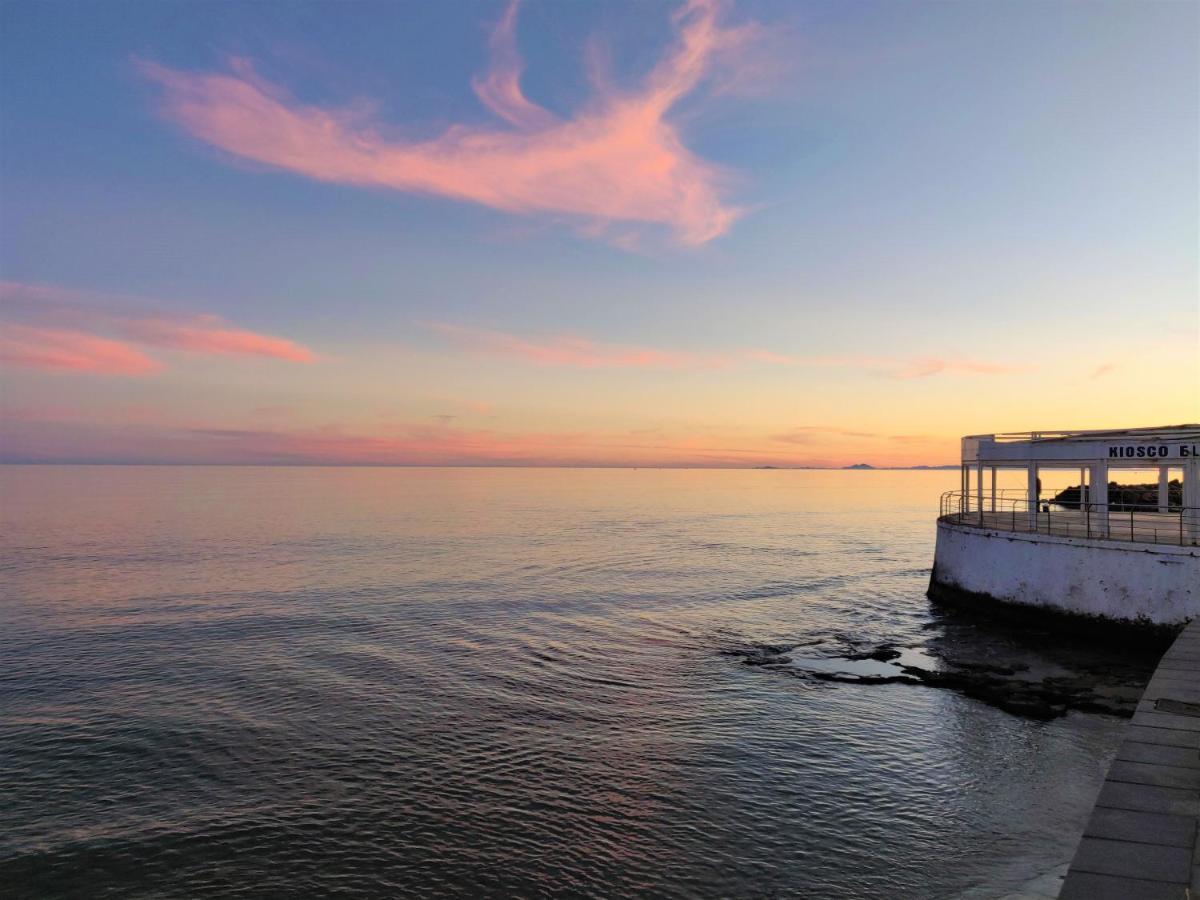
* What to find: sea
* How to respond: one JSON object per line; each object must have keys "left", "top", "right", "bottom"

{"left": 0, "top": 466, "right": 1146, "bottom": 898}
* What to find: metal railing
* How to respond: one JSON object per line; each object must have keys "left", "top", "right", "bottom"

{"left": 939, "top": 490, "right": 1200, "bottom": 546}
{"left": 970, "top": 486, "right": 1184, "bottom": 512}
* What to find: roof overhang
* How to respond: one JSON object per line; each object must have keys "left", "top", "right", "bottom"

{"left": 962, "top": 425, "right": 1200, "bottom": 466}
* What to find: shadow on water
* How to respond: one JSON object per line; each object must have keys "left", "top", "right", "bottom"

{"left": 721, "top": 598, "right": 1163, "bottom": 721}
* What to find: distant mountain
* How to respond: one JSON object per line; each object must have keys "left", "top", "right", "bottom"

{"left": 749, "top": 463, "right": 960, "bottom": 471}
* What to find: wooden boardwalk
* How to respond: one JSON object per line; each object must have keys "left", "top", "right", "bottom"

{"left": 1059, "top": 620, "right": 1200, "bottom": 898}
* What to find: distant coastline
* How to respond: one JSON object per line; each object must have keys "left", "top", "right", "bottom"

{"left": 753, "top": 464, "right": 960, "bottom": 471}
{"left": 0, "top": 460, "right": 962, "bottom": 470}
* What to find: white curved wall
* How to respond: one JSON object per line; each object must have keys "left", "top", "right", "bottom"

{"left": 931, "top": 521, "right": 1200, "bottom": 626}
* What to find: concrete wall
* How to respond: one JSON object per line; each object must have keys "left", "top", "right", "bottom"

{"left": 931, "top": 520, "right": 1200, "bottom": 626}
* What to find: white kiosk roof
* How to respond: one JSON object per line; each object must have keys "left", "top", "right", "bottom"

{"left": 963, "top": 424, "right": 1200, "bottom": 466}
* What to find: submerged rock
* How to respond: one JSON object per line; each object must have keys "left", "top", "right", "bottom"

{"left": 720, "top": 643, "right": 797, "bottom": 666}
{"left": 807, "top": 670, "right": 920, "bottom": 686}
{"left": 725, "top": 617, "right": 1157, "bottom": 722}
{"left": 845, "top": 644, "right": 902, "bottom": 663}
{"left": 743, "top": 654, "right": 792, "bottom": 667}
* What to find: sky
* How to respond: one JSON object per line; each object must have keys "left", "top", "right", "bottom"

{"left": 1, "top": 0, "right": 1197, "bottom": 467}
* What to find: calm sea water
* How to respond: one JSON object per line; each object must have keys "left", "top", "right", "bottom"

{"left": 1, "top": 467, "right": 1132, "bottom": 898}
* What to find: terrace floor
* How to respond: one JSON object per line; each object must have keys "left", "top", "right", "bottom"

{"left": 941, "top": 509, "right": 1196, "bottom": 547}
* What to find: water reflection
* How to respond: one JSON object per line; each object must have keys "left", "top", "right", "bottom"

{"left": 0, "top": 467, "right": 1138, "bottom": 898}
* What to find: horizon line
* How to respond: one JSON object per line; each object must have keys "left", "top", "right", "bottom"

{"left": 0, "top": 461, "right": 961, "bottom": 470}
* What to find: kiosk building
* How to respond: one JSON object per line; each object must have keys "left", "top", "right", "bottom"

{"left": 930, "top": 425, "right": 1200, "bottom": 629}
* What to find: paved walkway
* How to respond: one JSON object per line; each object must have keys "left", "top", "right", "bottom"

{"left": 1059, "top": 620, "right": 1200, "bottom": 899}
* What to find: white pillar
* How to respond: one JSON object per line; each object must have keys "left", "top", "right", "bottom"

{"left": 1080, "top": 466, "right": 1087, "bottom": 509}
{"left": 961, "top": 464, "right": 967, "bottom": 515}
{"left": 1027, "top": 463, "right": 1039, "bottom": 529}
{"left": 1090, "top": 460, "right": 1109, "bottom": 538}
{"left": 976, "top": 461, "right": 984, "bottom": 522}
{"left": 1158, "top": 466, "right": 1170, "bottom": 514}
{"left": 1184, "top": 460, "right": 1200, "bottom": 544}
{"left": 989, "top": 467, "right": 997, "bottom": 512}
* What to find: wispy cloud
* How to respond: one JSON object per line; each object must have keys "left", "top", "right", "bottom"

{"left": 1, "top": 413, "right": 945, "bottom": 468}
{"left": 1090, "top": 362, "right": 1117, "bottom": 379}
{"left": 771, "top": 426, "right": 878, "bottom": 444}
{"left": 0, "top": 325, "right": 162, "bottom": 376}
{"left": 428, "top": 322, "right": 745, "bottom": 369}
{"left": 883, "top": 357, "right": 1030, "bottom": 379}
{"left": 471, "top": 0, "right": 558, "bottom": 132}
{"left": 1, "top": 400, "right": 958, "bottom": 468}
{"left": 430, "top": 321, "right": 1030, "bottom": 378}
{"left": 119, "top": 316, "right": 313, "bottom": 361}
{"left": 140, "top": 0, "right": 757, "bottom": 246}
{"left": 0, "top": 282, "right": 315, "bottom": 375}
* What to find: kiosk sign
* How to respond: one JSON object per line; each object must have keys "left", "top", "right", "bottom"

{"left": 1108, "top": 443, "right": 1199, "bottom": 459}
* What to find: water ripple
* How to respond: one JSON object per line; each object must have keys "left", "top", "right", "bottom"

{"left": 0, "top": 467, "right": 1131, "bottom": 898}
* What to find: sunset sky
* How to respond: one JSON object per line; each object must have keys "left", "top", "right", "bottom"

{"left": 2, "top": 0, "right": 1196, "bottom": 467}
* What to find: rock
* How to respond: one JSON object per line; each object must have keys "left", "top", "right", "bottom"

{"left": 846, "top": 644, "right": 902, "bottom": 663}
{"left": 742, "top": 655, "right": 792, "bottom": 666}
{"left": 947, "top": 660, "right": 1018, "bottom": 676}
{"left": 1052, "top": 480, "right": 1182, "bottom": 511}
{"left": 993, "top": 698, "right": 1066, "bottom": 720}
{"left": 726, "top": 620, "right": 1157, "bottom": 722}
{"left": 808, "top": 671, "right": 920, "bottom": 686}
{"left": 720, "top": 643, "right": 796, "bottom": 659}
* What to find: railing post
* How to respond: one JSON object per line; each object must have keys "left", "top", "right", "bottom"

{"left": 1027, "top": 464, "right": 1039, "bottom": 531}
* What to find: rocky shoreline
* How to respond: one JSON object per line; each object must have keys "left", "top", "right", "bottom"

{"left": 722, "top": 608, "right": 1160, "bottom": 720}
{"left": 1052, "top": 480, "right": 1182, "bottom": 511}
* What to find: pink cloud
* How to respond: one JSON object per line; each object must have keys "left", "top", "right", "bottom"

{"left": 1, "top": 399, "right": 956, "bottom": 468}
{"left": 0, "top": 324, "right": 162, "bottom": 375}
{"left": 471, "top": 0, "right": 557, "bottom": 132}
{"left": 120, "top": 316, "right": 314, "bottom": 362}
{"left": 883, "top": 357, "right": 1030, "bottom": 379}
{"left": 139, "top": 0, "right": 755, "bottom": 246}
{"left": 425, "top": 395, "right": 495, "bottom": 416}
{"left": 761, "top": 353, "right": 1029, "bottom": 379}
{"left": 429, "top": 322, "right": 1028, "bottom": 378}
{"left": 742, "top": 348, "right": 796, "bottom": 365}
{"left": 772, "top": 426, "right": 879, "bottom": 444}
{"left": 0, "top": 281, "right": 315, "bottom": 374}
{"left": 2, "top": 414, "right": 955, "bottom": 468}
{"left": 429, "top": 322, "right": 738, "bottom": 369}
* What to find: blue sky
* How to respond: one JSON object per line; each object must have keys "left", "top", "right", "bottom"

{"left": 1, "top": 0, "right": 1196, "bottom": 466}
